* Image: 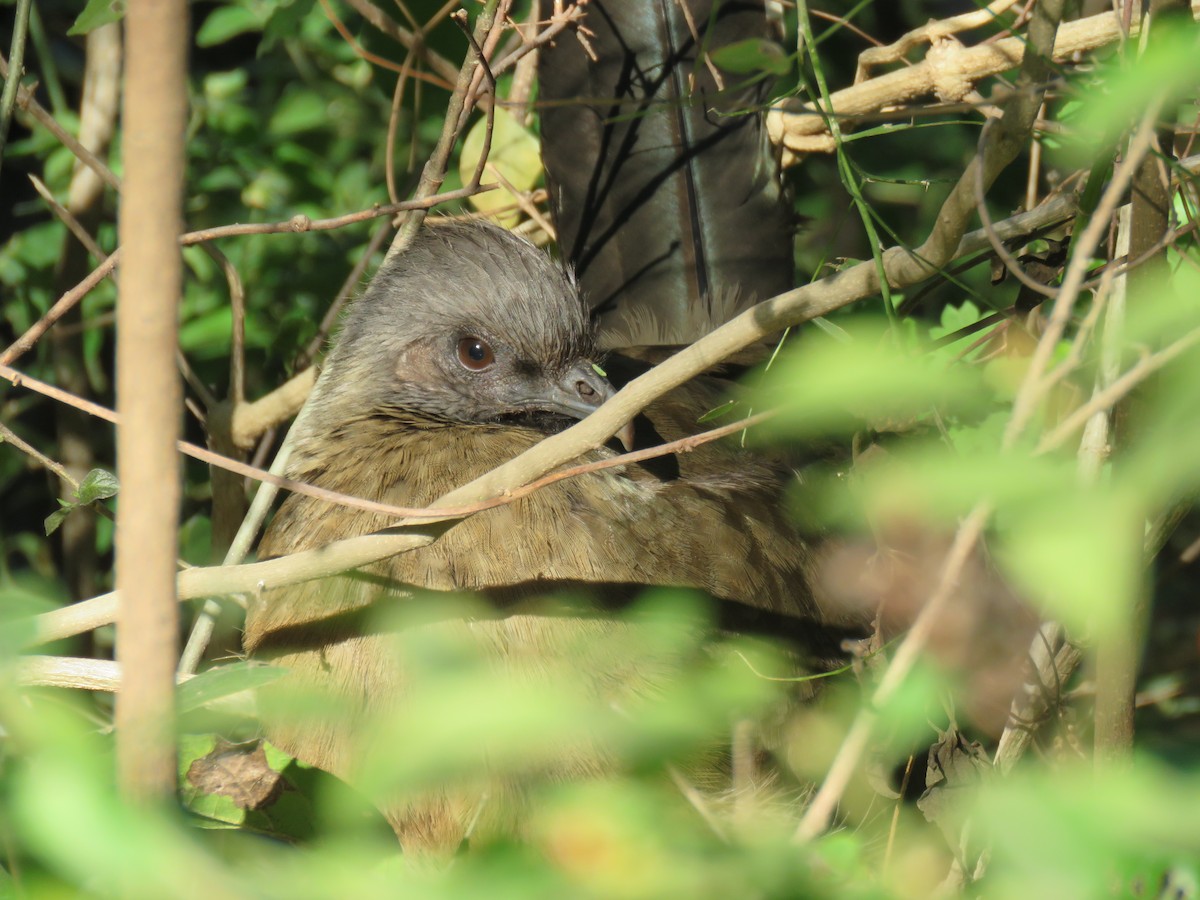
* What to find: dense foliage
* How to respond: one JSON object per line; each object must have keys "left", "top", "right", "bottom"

{"left": 1, "top": 1, "right": 1198, "bottom": 896}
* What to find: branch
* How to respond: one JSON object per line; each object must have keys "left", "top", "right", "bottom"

{"left": 489, "top": 2, "right": 587, "bottom": 76}
{"left": 995, "top": 622, "right": 1084, "bottom": 773}
{"left": 341, "top": 0, "right": 459, "bottom": 86}
{"left": 1002, "top": 104, "right": 1164, "bottom": 449}
{"left": 19, "top": 656, "right": 124, "bottom": 692}
{"left": 390, "top": 0, "right": 506, "bottom": 257}
{"left": 768, "top": 3, "right": 1200, "bottom": 164}
{"left": 13, "top": 185, "right": 1086, "bottom": 646}
{"left": 0, "top": 0, "right": 33, "bottom": 176}
{"left": 854, "top": 0, "right": 1021, "bottom": 81}
{"left": 1037, "top": 327, "right": 1200, "bottom": 455}
{"left": 113, "top": 0, "right": 187, "bottom": 802}
{"left": 0, "top": 49, "right": 121, "bottom": 191}
{"left": 0, "top": 419, "right": 78, "bottom": 489}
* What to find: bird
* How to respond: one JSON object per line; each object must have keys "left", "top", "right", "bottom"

{"left": 242, "top": 220, "right": 843, "bottom": 857}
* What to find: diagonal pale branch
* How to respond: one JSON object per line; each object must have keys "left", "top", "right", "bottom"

{"left": 17, "top": 182, "right": 1085, "bottom": 648}
{"left": 1036, "top": 326, "right": 1200, "bottom": 455}
{"left": 1003, "top": 105, "right": 1165, "bottom": 449}
{"left": 221, "top": 189, "right": 1083, "bottom": 450}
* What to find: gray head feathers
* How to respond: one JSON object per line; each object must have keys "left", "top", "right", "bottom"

{"left": 303, "top": 221, "right": 606, "bottom": 434}
{"left": 340, "top": 221, "right": 593, "bottom": 372}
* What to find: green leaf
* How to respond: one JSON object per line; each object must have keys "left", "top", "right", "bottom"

{"left": 203, "top": 69, "right": 249, "bottom": 102}
{"left": 177, "top": 661, "right": 288, "bottom": 714}
{"left": 697, "top": 399, "right": 738, "bottom": 424}
{"left": 43, "top": 506, "right": 74, "bottom": 537}
{"left": 75, "top": 468, "right": 120, "bottom": 505}
{"left": 459, "top": 108, "right": 542, "bottom": 227}
{"left": 197, "top": 4, "right": 267, "bottom": 48}
{"left": 996, "top": 489, "right": 1141, "bottom": 638}
{"left": 710, "top": 38, "right": 791, "bottom": 76}
{"left": 1069, "top": 27, "right": 1200, "bottom": 161}
{"left": 187, "top": 788, "right": 249, "bottom": 827}
{"left": 928, "top": 300, "right": 983, "bottom": 344}
{"left": 68, "top": 0, "right": 126, "bottom": 36}
{"left": 268, "top": 90, "right": 330, "bottom": 136}
{"left": 756, "top": 317, "right": 987, "bottom": 437}
{"left": 262, "top": 0, "right": 315, "bottom": 53}
{"left": 179, "top": 306, "right": 234, "bottom": 358}
{"left": 979, "top": 761, "right": 1200, "bottom": 895}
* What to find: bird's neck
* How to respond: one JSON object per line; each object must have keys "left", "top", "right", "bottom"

{"left": 287, "top": 412, "right": 548, "bottom": 509}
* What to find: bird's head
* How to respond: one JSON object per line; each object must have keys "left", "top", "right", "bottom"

{"left": 312, "top": 221, "right": 631, "bottom": 447}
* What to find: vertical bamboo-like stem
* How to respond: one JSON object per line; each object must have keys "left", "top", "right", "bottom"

{"left": 1087, "top": 207, "right": 1136, "bottom": 764}
{"left": 1093, "top": 0, "right": 1182, "bottom": 765}
{"left": 114, "top": 0, "right": 188, "bottom": 800}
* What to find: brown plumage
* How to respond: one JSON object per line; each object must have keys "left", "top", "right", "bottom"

{"left": 244, "top": 221, "right": 834, "bottom": 855}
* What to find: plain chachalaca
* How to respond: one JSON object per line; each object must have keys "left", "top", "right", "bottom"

{"left": 243, "top": 221, "right": 840, "bottom": 854}
{"left": 243, "top": 0, "right": 843, "bottom": 857}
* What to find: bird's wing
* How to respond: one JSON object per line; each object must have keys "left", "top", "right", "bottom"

{"left": 539, "top": 0, "right": 793, "bottom": 350}
{"left": 246, "top": 401, "right": 827, "bottom": 656}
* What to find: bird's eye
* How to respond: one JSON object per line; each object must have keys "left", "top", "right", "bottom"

{"left": 456, "top": 336, "right": 495, "bottom": 371}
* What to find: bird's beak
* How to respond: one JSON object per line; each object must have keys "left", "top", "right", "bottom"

{"left": 533, "top": 363, "right": 635, "bottom": 452}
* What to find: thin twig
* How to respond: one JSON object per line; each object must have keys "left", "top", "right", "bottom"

{"left": 318, "top": 0, "right": 453, "bottom": 87}
{"left": 212, "top": 244, "right": 248, "bottom": 404}
{"left": 1037, "top": 326, "right": 1200, "bottom": 455}
{"left": 390, "top": 0, "right": 505, "bottom": 257}
{"left": 340, "top": 0, "right": 458, "bottom": 85}
{"left": 0, "top": 50, "right": 120, "bottom": 191}
{"left": 25, "top": 180, "right": 241, "bottom": 417}
{"left": 0, "top": 0, "right": 33, "bottom": 176}
{"left": 296, "top": 219, "right": 392, "bottom": 369}
{"left": 0, "top": 420, "right": 78, "bottom": 489}
{"left": 1, "top": 356, "right": 773, "bottom": 527}
{"left": 25, "top": 406, "right": 774, "bottom": 647}
{"left": 490, "top": 3, "right": 586, "bottom": 75}
{"left": 484, "top": 162, "right": 556, "bottom": 237}
{"left": 795, "top": 504, "right": 994, "bottom": 841}
{"left": 28, "top": 174, "right": 107, "bottom": 261}
{"left": 384, "top": 52, "right": 414, "bottom": 206}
